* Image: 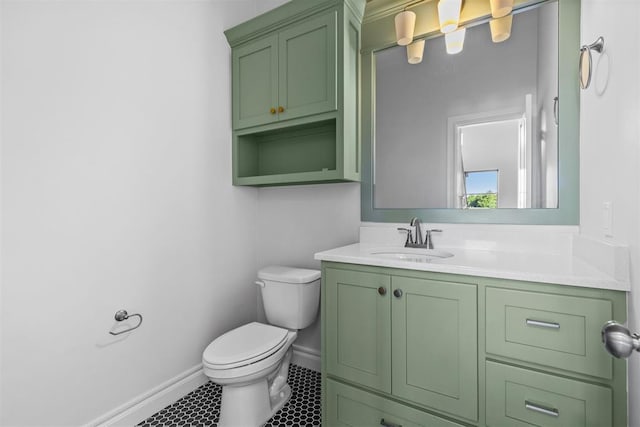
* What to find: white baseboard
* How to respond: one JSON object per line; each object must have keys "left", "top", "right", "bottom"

{"left": 86, "top": 348, "right": 319, "bottom": 427}
{"left": 86, "top": 364, "right": 208, "bottom": 427}
{"left": 292, "top": 344, "right": 320, "bottom": 372}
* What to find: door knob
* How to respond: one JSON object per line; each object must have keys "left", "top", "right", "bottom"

{"left": 602, "top": 321, "right": 640, "bottom": 358}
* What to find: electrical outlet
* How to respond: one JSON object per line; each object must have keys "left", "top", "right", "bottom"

{"left": 603, "top": 202, "right": 613, "bottom": 237}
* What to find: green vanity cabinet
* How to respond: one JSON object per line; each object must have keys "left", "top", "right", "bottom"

{"left": 323, "top": 264, "right": 479, "bottom": 424}
{"left": 321, "top": 262, "right": 628, "bottom": 427}
{"left": 225, "top": 0, "right": 365, "bottom": 186}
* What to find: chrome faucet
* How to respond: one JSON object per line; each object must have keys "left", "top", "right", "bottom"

{"left": 397, "top": 218, "right": 442, "bottom": 249}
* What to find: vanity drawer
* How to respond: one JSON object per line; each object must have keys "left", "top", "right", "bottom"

{"left": 486, "top": 361, "right": 612, "bottom": 427}
{"left": 485, "top": 287, "right": 613, "bottom": 379}
{"left": 326, "top": 379, "right": 464, "bottom": 427}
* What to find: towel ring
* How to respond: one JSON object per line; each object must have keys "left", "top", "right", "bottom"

{"left": 109, "top": 309, "right": 143, "bottom": 335}
{"left": 579, "top": 36, "right": 604, "bottom": 89}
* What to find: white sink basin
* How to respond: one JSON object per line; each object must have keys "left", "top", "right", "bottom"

{"left": 368, "top": 247, "right": 454, "bottom": 262}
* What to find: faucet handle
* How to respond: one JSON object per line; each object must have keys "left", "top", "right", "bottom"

{"left": 397, "top": 227, "right": 413, "bottom": 246}
{"left": 424, "top": 229, "right": 442, "bottom": 249}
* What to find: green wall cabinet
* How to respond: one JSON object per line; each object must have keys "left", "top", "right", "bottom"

{"left": 233, "top": 13, "right": 337, "bottom": 130}
{"left": 225, "top": 0, "right": 365, "bottom": 186}
{"left": 321, "top": 262, "right": 628, "bottom": 427}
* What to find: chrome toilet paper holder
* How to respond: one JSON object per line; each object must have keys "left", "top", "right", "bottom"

{"left": 109, "top": 309, "right": 143, "bottom": 335}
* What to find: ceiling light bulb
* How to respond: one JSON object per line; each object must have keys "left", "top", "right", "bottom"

{"left": 407, "top": 39, "right": 425, "bottom": 64}
{"left": 395, "top": 10, "right": 416, "bottom": 46}
{"left": 490, "top": 14, "right": 512, "bottom": 43}
{"left": 438, "top": 0, "right": 462, "bottom": 34}
{"left": 445, "top": 27, "right": 466, "bottom": 54}
{"left": 490, "top": 0, "right": 514, "bottom": 18}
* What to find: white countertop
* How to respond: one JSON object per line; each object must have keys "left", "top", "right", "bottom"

{"left": 314, "top": 243, "right": 630, "bottom": 292}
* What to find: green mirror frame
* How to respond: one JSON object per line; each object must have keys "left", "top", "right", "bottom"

{"left": 360, "top": 0, "right": 580, "bottom": 224}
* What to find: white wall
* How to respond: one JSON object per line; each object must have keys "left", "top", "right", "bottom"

{"left": 0, "top": 1, "right": 270, "bottom": 425}
{"left": 579, "top": 1, "right": 640, "bottom": 425}
{"left": 255, "top": 183, "right": 361, "bottom": 353}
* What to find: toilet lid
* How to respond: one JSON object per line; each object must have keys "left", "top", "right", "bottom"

{"left": 203, "top": 322, "right": 289, "bottom": 368}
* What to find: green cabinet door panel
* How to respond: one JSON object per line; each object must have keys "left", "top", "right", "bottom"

{"left": 485, "top": 287, "right": 613, "bottom": 379}
{"left": 326, "top": 379, "right": 465, "bottom": 427}
{"left": 325, "top": 268, "right": 392, "bottom": 393}
{"left": 391, "top": 276, "right": 478, "bottom": 422}
{"left": 279, "top": 12, "right": 337, "bottom": 121}
{"left": 232, "top": 35, "right": 279, "bottom": 130}
{"left": 486, "top": 361, "right": 612, "bottom": 427}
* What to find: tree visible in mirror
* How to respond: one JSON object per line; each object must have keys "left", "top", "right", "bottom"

{"left": 467, "top": 193, "right": 497, "bottom": 208}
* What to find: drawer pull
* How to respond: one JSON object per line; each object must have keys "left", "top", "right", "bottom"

{"left": 526, "top": 319, "right": 560, "bottom": 329}
{"left": 525, "top": 401, "right": 559, "bottom": 417}
{"left": 380, "top": 418, "right": 402, "bottom": 427}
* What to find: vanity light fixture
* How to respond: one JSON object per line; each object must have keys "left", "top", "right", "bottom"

{"left": 490, "top": 13, "right": 512, "bottom": 43}
{"left": 489, "top": 0, "right": 514, "bottom": 18}
{"left": 445, "top": 27, "right": 466, "bottom": 54}
{"left": 395, "top": 10, "right": 417, "bottom": 45}
{"left": 438, "top": 0, "right": 462, "bottom": 33}
{"left": 407, "top": 39, "right": 426, "bottom": 64}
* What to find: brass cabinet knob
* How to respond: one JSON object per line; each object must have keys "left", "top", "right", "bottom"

{"left": 270, "top": 107, "right": 276, "bottom": 114}
{"left": 278, "top": 106, "right": 285, "bottom": 113}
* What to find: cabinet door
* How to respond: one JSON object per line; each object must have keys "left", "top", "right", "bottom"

{"left": 391, "top": 276, "right": 478, "bottom": 422}
{"left": 232, "top": 35, "right": 279, "bottom": 129}
{"left": 325, "top": 268, "right": 391, "bottom": 393}
{"left": 278, "top": 12, "right": 337, "bottom": 122}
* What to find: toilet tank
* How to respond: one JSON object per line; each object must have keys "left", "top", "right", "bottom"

{"left": 257, "top": 266, "right": 321, "bottom": 330}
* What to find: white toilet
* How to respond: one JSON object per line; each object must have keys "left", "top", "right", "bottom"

{"left": 202, "top": 266, "right": 321, "bottom": 427}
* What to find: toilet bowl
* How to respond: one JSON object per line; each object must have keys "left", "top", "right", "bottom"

{"left": 202, "top": 266, "right": 321, "bottom": 427}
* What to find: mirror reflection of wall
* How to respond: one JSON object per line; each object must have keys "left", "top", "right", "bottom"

{"left": 374, "top": 1, "right": 558, "bottom": 210}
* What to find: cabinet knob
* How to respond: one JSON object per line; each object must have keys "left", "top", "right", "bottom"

{"left": 278, "top": 106, "right": 285, "bottom": 113}
{"left": 393, "top": 289, "right": 403, "bottom": 298}
{"left": 378, "top": 287, "right": 387, "bottom": 296}
{"left": 270, "top": 107, "right": 276, "bottom": 114}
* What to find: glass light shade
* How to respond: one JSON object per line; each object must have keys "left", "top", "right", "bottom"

{"left": 490, "top": 14, "right": 512, "bottom": 43}
{"left": 407, "top": 39, "right": 425, "bottom": 64}
{"left": 395, "top": 10, "right": 416, "bottom": 46}
{"left": 438, "top": 0, "right": 462, "bottom": 34}
{"left": 445, "top": 27, "right": 466, "bottom": 54}
{"left": 490, "top": 0, "right": 514, "bottom": 18}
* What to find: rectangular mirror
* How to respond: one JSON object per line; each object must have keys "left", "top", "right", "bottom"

{"left": 361, "top": 0, "right": 580, "bottom": 224}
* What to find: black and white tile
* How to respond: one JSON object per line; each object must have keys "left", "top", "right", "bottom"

{"left": 138, "top": 364, "right": 321, "bottom": 426}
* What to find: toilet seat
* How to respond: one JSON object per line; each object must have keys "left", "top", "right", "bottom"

{"left": 203, "top": 322, "right": 289, "bottom": 370}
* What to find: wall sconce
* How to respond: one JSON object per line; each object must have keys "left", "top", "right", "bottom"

{"left": 490, "top": 14, "right": 512, "bottom": 43}
{"left": 407, "top": 39, "right": 425, "bottom": 64}
{"left": 445, "top": 27, "right": 466, "bottom": 54}
{"left": 438, "top": 0, "right": 462, "bottom": 33}
{"left": 395, "top": 10, "right": 417, "bottom": 45}
{"left": 490, "top": 0, "right": 514, "bottom": 18}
